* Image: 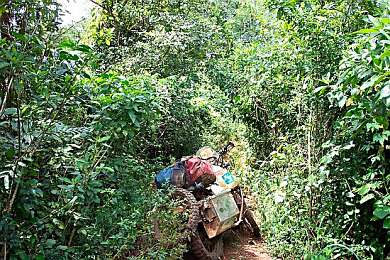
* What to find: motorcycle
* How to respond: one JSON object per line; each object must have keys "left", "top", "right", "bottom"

{"left": 171, "top": 142, "right": 260, "bottom": 260}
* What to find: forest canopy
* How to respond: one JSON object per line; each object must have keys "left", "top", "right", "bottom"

{"left": 0, "top": 0, "right": 389, "bottom": 259}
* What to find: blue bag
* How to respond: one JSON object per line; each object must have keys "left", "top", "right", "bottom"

{"left": 155, "top": 166, "right": 174, "bottom": 188}
{"left": 155, "top": 161, "right": 187, "bottom": 188}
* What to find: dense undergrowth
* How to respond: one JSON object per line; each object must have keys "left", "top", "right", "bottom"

{"left": 1, "top": 0, "right": 389, "bottom": 259}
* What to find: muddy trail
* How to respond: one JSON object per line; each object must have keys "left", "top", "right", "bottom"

{"left": 184, "top": 227, "right": 272, "bottom": 260}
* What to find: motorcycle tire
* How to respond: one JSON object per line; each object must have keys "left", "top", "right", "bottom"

{"left": 173, "top": 188, "right": 224, "bottom": 259}
{"left": 172, "top": 188, "right": 201, "bottom": 241}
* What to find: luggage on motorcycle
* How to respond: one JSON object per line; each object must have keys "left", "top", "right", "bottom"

{"left": 202, "top": 191, "right": 240, "bottom": 238}
{"left": 185, "top": 157, "right": 215, "bottom": 186}
{"left": 212, "top": 165, "right": 239, "bottom": 190}
{"left": 155, "top": 157, "right": 216, "bottom": 188}
{"left": 155, "top": 161, "right": 186, "bottom": 188}
{"left": 171, "top": 161, "right": 186, "bottom": 187}
{"left": 155, "top": 167, "right": 173, "bottom": 188}
{"left": 196, "top": 146, "right": 218, "bottom": 159}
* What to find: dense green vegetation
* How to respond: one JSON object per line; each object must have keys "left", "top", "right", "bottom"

{"left": 1, "top": 0, "right": 389, "bottom": 259}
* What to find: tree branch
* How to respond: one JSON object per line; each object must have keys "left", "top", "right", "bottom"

{"left": 0, "top": 77, "right": 14, "bottom": 118}
{"left": 87, "top": 0, "right": 118, "bottom": 24}
{"left": 88, "top": 0, "right": 105, "bottom": 10}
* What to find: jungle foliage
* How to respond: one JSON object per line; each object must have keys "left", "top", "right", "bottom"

{"left": 0, "top": 0, "right": 389, "bottom": 259}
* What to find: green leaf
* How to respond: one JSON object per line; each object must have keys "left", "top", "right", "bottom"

{"left": 5, "top": 148, "right": 15, "bottom": 159}
{"left": 102, "top": 166, "right": 115, "bottom": 173}
{"left": 128, "top": 111, "right": 137, "bottom": 123}
{"left": 59, "top": 39, "right": 76, "bottom": 49}
{"left": 384, "top": 217, "right": 390, "bottom": 229}
{"left": 357, "top": 184, "right": 371, "bottom": 196}
{"left": 360, "top": 76, "right": 378, "bottom": 90}
{"left": 57, "top": 245, "right": 68, "bottom": 250}
{"left": 320, "top": 153, "right": 333, "bottom": 165}
{"left": 380, "top": 50, "right": 390, "bottom": 60}
{"left": 52, "top": 218, "right": 65, "bottom": 229}
{"left": 366, "top": 122, "right": 381, "bottom": 132}
{"left": 0, "top": 7, "right": 6, "bottom": 16}
{"left": 373, "top": 131, "right": 390, "bottom": 145}
{"left": 68, "top": 196, "right": 78, "bottom": 205}
{"left": 354, "top": 28, "right": 379, "bottom": 34}
{"left": 0, "top": 61, "right": 10, "bottom": 69}
{"left": 45, "top": 239, "right": 56, "bottom": 248}
{"left": 17, "top": 161, "right": 27, "bottom": 167}
{"left": 76, "top": 44, "right": 92, "bottom": 53}
{"left": 59, "top": 177, "right": 72, "bottom": 184}
{"left": 360, "top": 193, "right": 375, "bottom": 204}
{"left": 380, "top": 18, "right": 390, "bottom": 25}
{"left": 368, "top": 15, "right": 380, "bottom": 27}
{"left": 313, "top": 85, "right": 329, "bottom": 95}
{"left": 373, "top": 206, "right": 390, "bottom": 219}
{"left": 98, "top": 136, "right": 111, "bottom": 143}
{"left": 3, "top": 107, "right": 17, "bottom": 115}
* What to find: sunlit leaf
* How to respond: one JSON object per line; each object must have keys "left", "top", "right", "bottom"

{"left": 357, "top": 184, "right": 371, "bottom": 196}
{"left": 380, "top": 85, "right": 390, "bottom": 99}
{"left": 98, "top": 136, "right": 111, "bottom": 143}
{"left": 354, "top": 28, "right": 379, "bottom": 34}
{"left": 360, "top": 193, "right": 375, "bottom": 204}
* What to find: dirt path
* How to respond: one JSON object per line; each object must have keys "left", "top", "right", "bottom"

{"left": 222, "top": 228, "right": 272, "bottom": 260}
{"left": 184, "top": 228, "right": 272, "bottom": 260}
